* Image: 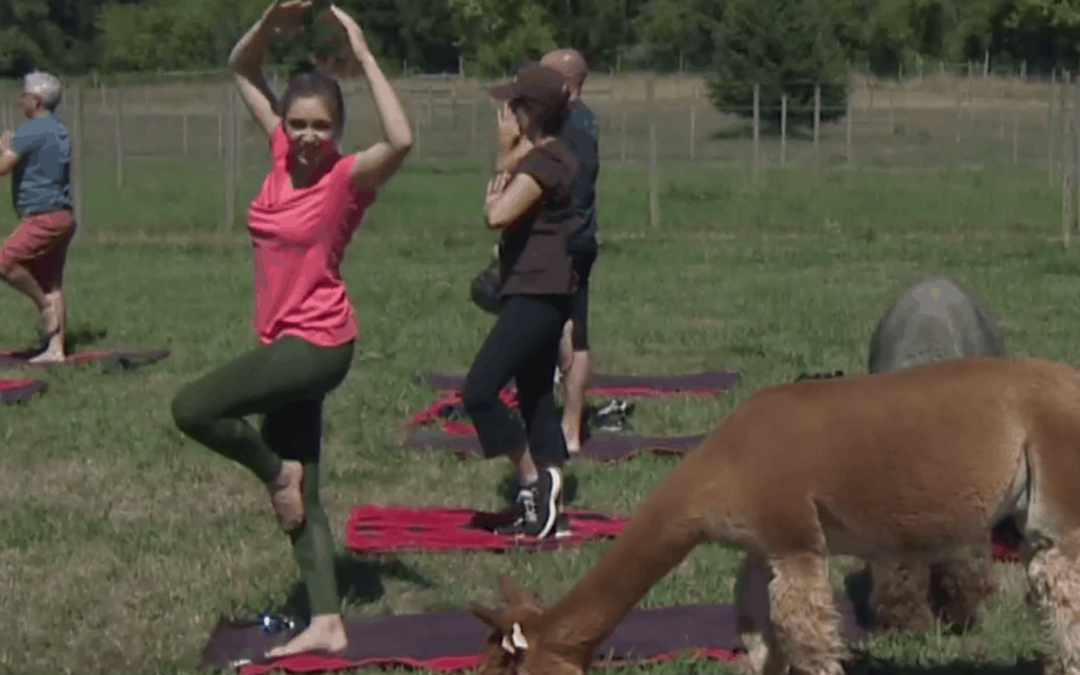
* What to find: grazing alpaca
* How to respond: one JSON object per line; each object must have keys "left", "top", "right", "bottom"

{"left": 469, "top": 357, "right": 1080, "bottom": 675}
{"left": 860, "top": 275, "right": 1006, "bottom": 635}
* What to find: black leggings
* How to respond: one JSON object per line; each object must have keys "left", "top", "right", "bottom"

{"left": 170, "top": 335, "right": 354, "bottom": 617}
{"left": 463, "top": 294, "right": 570, "bottom": 468}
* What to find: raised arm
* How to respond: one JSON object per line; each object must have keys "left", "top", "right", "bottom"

{"left": 229, "top": 0, "right": 313, "bottom": 137}
{"left": 0, "top": 130, "right": 18, "bottom": 176}
{"left": 324, "top": 5, "right": 413, "bottom": 191}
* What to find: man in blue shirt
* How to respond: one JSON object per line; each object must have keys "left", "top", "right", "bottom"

{"left": 539, "top": 49, "right": 599, "bottom": 455}
{"left": 0, "top": 71, "right": 75, "bottom": 363}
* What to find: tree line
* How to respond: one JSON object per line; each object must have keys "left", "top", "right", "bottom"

{"left": 4, "top": 0, "right": 1078, "bottom": 130}
{"left": 4, "top": 0, "right": 1079, "bottom": 81}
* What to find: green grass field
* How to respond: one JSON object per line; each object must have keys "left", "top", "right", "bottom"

{"left": 0, "top": 142, "right": 1073, "bottom": 675}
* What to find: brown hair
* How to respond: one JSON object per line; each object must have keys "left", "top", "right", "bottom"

{"left": 279, "top": 68, "right": 346, "bottom": 139}
{"left": 510, "top": 93, "right": 568, "bottom": 138}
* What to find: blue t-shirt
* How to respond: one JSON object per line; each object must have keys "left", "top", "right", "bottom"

{"left": 560, "top": 100, "right": 599, "bottom": 252}
{"left": 11, "top": 112, "right": 71, "bottom": 217}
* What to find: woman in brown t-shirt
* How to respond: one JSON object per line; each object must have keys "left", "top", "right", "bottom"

{"left": 461, "top": 65, "right": 582, "bottom": 540}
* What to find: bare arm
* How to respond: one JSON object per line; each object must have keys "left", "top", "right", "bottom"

{"left": 485, "top": 172, "right": 543, "bottom": 231}
{"left": 0, "top": 131, "right": 18, "bottom": 176}
{"left": 324, "top": 5, "right": 412, "bottom": 191}
{"left": 348, "top": 51, "right": 414, "bottom": 190}
{"left": 496, "top": 139, "right": 534, "bottom": 173}
{"left": 229, "top": 1, "right": 312, "bottom": 137}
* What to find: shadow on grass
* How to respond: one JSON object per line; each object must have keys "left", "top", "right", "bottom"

{"left": 3, "top": 323, "right": 108, "bottom": 357}
{"left": 272, "top": 553, "right": 438, "bottom": 621}
{"left": 65, "top": 325, "right": 109, "bottom": 352}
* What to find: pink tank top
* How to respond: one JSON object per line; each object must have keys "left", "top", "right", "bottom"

{"left": 247, "top": 124, "right": 376, "bottom": 347}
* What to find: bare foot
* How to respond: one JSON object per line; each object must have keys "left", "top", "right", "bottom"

{"left": 266, "top": 460, "right": 305, "bottom": 532}
{"left": 266, "top": 613, "right": 348, "bottom": 659}
{"left": 561, "top": 423, "right": 581, "bottom": 455}
{"left": 28, "top": 348, "right": 65, "bottom": 365}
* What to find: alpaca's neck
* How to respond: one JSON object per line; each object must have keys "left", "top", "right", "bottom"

{"left": 543, "top": 483, "right": 707, "bottom": 652}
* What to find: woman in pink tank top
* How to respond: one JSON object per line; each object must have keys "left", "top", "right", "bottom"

{"left": 169, "top": 1, "right": 412, "bottom": 660}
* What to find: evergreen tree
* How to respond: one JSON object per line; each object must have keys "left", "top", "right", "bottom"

{"left": 706, "top": 0, "right": 849, "bottom": 129}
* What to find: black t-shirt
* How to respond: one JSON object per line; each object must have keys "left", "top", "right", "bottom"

{"left": 498, "top": 139, "right": 582, "bottom": 297}
{"left": 560, "top": 100, "right": 599, "bottom": 254}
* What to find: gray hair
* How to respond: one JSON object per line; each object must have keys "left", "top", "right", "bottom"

{"left": 23, "top": 71, "right": 62, "bottom": 110}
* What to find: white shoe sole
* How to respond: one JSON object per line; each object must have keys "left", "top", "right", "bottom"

{"left": 535, "top": 468, "right": 562, "bottom": 539}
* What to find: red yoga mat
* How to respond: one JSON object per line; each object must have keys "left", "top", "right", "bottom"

{"left": 0, "top": 377, "right": 47, "bottom": 403}
{"left": 345, "top": 505, "right": 629, "bottom": 554}
{"left": 346, "top": 505, "right": 1024, "bottom": 560}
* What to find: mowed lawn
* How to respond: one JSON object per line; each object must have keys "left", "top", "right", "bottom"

{"left": 0, "top": 148, "right": 1071, "bottom": 675}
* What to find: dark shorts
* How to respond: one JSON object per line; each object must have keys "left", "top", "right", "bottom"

{"left": 567, "top": 248, "right": 597, "bottom": 351}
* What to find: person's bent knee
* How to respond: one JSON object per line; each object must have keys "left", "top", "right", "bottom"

{"left": 170, "top": 387, "right": 208, "bottom": 438}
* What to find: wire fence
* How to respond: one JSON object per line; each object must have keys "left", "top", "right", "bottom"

{"left": 0, "top": 67, "right": 1075, "bottom": 236}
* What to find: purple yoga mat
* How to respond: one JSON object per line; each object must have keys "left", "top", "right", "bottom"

{"left": 200, "top": 600, "right": 870, "bottom": 672}
{"left": 405, "top": 428, "right": 706, "bottom": 462}
{"left": 417, "top": 370, "right": 740, "bottom": 394}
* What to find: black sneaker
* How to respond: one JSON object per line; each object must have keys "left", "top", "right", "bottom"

{"left": 496, "top": 468, "right": 563, "bottom": 539}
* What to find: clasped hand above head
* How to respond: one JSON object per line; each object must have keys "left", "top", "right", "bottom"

{"left": 261, "top": 1, "right": 374, "bottom": 66}
{"left": 263, "top": 0, "right": 312, "bottom": 39}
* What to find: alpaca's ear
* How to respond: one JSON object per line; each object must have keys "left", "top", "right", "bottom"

{"left": 469, "top": 604, "right": 511, "bottom": 632}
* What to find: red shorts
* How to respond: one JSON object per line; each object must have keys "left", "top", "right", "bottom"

{"left": 0, "top": 209, "right": 76, "bottom": 290}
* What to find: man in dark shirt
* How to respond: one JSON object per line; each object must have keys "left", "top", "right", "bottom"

{"left": 539, "top": 48, "right": 599, "bottom": 454}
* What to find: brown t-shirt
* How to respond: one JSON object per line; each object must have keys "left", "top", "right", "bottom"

{"left": 497, "top": 139, "right": 582, "bottom": 297}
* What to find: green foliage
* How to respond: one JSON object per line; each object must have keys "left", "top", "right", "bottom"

{"left": 706, "top": 0, "right": 849, "bottom": 129}
{"left": 97, "top": 0, "right": 271, "bottom": 73}
{"left": 9, "top": 0, "right": 1080, "bottom": 83}
{"left": 447, "top": 0, "right": 558, "bottom": 77}
{"left": 631, "top": 0, "right": 723, "bottom": 71}
{"left": 0, "top": 0, "right": 67, "bottom": 77}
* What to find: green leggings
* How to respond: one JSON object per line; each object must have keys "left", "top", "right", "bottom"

{"left": 170, "top": 335, "right": 354, "bottom": 617}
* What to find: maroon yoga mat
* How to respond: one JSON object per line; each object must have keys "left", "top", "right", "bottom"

{"left": 345, "top": 505, "right": 628, "bottom": 554}
{"left": 200, "top": 600, "right": 871, "bottom": 674}
{"left": 417, "top": 370, "right": 741, "bottom": 395}
{"left": 405, "top": 427, "right": 706, "bottom": 462}
{"left": 0, "top": 347, "right": 169, "bottom": 370}
{"left": 0, "top": 377, "right": 47, "bottom": 403}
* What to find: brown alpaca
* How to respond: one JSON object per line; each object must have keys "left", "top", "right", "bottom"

{"left": 854, "top": 554, "right": 997, "bottom": 634}
{"left": 469, "top": 357, "right": 1080, "bottom": 675}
